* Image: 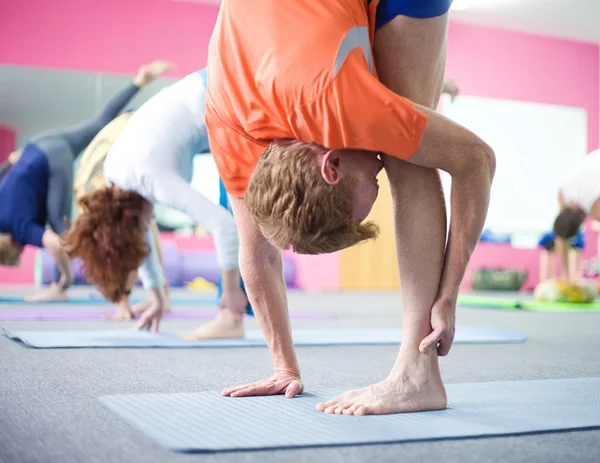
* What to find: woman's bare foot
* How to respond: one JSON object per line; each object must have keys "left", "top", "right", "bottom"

{"left": 316, "top": 348, "right": 447, "bottom": 416}
{"left": 132, "top": 298, "right": 172, "bottom": 315}
{"left": 104, "top": 300, "right": 135, "bottom": 321}
{"left": 133, "top": 60, "right": 175, "bottom": 87}
{"left": 25, "top": 284, "right": 68, "bottom": 302}
{"left": 179, "top": 310, "right": 244, "bottom": 341}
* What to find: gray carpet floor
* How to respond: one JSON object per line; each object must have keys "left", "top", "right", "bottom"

{"left": 1, "top": 288, "right": 599, "bottom": 463}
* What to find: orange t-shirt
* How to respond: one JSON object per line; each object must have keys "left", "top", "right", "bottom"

{"left": 205, "top": 0, "right": 428, "bottom": 197}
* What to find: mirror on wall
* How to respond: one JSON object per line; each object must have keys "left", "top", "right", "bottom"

{"left": 0, "top": 64, "right": 222, "bottom": 232}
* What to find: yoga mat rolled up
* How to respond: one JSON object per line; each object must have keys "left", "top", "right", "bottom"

{"left": 180, "top": 250, "right": 297, "bottom": 287}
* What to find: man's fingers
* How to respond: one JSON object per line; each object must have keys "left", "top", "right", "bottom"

{"left": 440, "top": 329, "right": 456, "bottom": 356}
{"left": 222, "top": 383, "right": 254, "bottom": 396}
{"left": 285, "top": 380, "right": 303, "bottom": 398}
{"left": 437, "top": 336, "right": 452, "bottom": 357}
{"left": 419, "top": 328, "right": 446, "bottom": 353}
{"left": 230, "top": 383, "right": 273, "bottom": 397}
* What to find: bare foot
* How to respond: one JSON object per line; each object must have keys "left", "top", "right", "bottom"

{"left": 25, "top": 284, "right": 68, "bottom": 302}
{"left": 104, "top": 300, "right": 135, "bottom": 321}
{"left": 132, "top": 298, "right": 172, "bottom": 315}
{"left": 179, "top": 310, "right": 244, "bottom": 341}
{"left": 133, "top": 60, "right": 175, "bottom": 86}
{"left": 316, "top": 349, "right": 447, "bottom": 416}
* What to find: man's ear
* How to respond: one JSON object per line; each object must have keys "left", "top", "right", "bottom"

{"left": 320, "top": 150, "right": 341, "bottom": 185}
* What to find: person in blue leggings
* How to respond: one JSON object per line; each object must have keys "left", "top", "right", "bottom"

{"left": 0, "top": 60, "right": 173, "bottom": 302}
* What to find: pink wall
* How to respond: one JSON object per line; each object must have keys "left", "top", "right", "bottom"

{"left": 0, "top": 126, "right": 16, "bottom": 163}
{"left": 447, "top": 23, "right": 600, "bottom": 291}
{"left": 0, "top": 247, "right": 37, "bottom": 285}
{"left": 447, "top": 22, "right": 600, "bottom": 152}
{"left": 2, "top": 3, "right": 599, "bottom": 291}
{"left": 0, "top": 0, "right": 218, "bottom": 78}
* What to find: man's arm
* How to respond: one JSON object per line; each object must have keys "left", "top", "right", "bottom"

{"left": 406, "top": 104, "right": 495, "bottom": 304}
{"left": 223, "top": 196, "right": 303, "bottom": 397}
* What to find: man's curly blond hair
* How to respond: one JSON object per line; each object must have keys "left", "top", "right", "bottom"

{"left": 245, "top": 139, "right": 379, "bottom": 254}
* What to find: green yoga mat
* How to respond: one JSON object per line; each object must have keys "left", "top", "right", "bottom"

{"left": 457, "top": 294, "right": 600, "bottom": 312}
{"left": 457, "top": 294, "right": 519, "bottom": 309}
{"left": 520, "top": 300, "right": 600, "bottom": 312}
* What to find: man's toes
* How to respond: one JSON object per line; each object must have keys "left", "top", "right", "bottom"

{"left": 333, "top": 402, "right": 354, "bottom": 414}
{"left": 316, "top": 397, "right": 342, "bottom": 411}
{"left": 354, "top": 405, "right": 370, "bottom": 416}
{"left": 342, "top": 404, "right": 359, "bottom": 415}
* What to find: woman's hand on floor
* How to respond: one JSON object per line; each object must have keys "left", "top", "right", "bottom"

{"left": 133, "top": 288, "right": 168, "bottom": 334}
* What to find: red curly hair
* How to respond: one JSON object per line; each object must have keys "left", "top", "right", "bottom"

{"left": 65, "top": 187, "right": 149, "bottom": 302}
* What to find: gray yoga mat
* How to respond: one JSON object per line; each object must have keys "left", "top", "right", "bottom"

{"left": 0, "top": 295, "right": 218, "bottom": 306}
{"left": 3, "top": 326, "right": 526, "bottom": 349}
{"left": 99, "top": 378, "right": 600, "bottom": 453}
{"left": 0, "top": 308, "right": 330, "bottom": 321}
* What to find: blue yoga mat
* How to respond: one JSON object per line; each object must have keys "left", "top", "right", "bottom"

{"left": 3, "top": 326, "right": 526, "bottom": 349}
{"left": 0, "top": 295, "right": 218, "bottom": 306}
{"left": 99, "top": 378, "right": 600, "bottom": 453}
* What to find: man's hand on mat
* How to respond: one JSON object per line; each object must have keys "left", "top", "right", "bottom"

{"left": 419, "top": 297, "right": 456, "bottom": 356}
{"left": 25, "top": 283, "right": 68, "bottom": 302}
{"left": 134, "top": 60, "right": 175, "bottom": 87}
{"left": 222, "top": 371, "right": 304, "bottom": 398}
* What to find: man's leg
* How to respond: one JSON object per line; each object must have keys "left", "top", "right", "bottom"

{"left": 317, "top": 11, "right": 450, "bottom": 415}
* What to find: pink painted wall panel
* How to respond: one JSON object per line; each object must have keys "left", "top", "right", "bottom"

{"left": 0, "top": 126, "right": 17, "bottom": 163}
{"left": 0, "top": 247, "right": 36, "bottom": 285}
{"left": 0, "top": 0, "right": 218, "bottom": 78}
{"left": 2, "top": 2, "right": 599, "bottom": 291}
{"left": 447, "top": 22, "right": 599, "bottom": 151}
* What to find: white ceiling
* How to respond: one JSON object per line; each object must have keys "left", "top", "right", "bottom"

{"left": 190, "top": 0, "right": 600, "bottom": 44}
{"left": 1, "top": 0, "right": 598, "bottom": 140}
{"left": 450, "top": 0, "right": 600, "bottom": 44}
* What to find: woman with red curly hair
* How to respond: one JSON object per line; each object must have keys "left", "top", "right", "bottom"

{"left": 0, "top": 60, "right": 172, "bottom": 302}
{"left": 67, "top": 70, "right": 248, "bottom": 337}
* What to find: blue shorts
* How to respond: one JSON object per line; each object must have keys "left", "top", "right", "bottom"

{"left": 375, "top": 0, "right": 454, "bottom": 29}
{"left": 538, "top": 230, "right": 585, "bottom": 251}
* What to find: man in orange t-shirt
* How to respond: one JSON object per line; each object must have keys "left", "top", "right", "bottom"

{"left": 206, "top": 0, "right": 495, "bottom": 416}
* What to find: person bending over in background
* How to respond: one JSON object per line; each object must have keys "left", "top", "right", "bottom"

{"left": 66, "top": 70, "right": 248, "bottom": 338}
{"left": 0, "top": 149, "right": 24, "bottom": 182}
{"left": 553, "top": 148, "right": 600, "bottom": 281}
{"left": 72, "top": 111, "right": 172, "bottom": 320}
{"left": 0, "top": 60, "right": 172, "bottom": 302}
{"left": 205, "top": 0, "right": 495, "bottom": 415}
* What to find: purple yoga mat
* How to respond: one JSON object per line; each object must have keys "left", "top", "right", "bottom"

{"left": 0, "top": 308, "right": 331, "bottom": 321}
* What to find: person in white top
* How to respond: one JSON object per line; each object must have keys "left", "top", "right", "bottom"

{"left": 66, "top": 69, "right": 249, "bottom": 339}
{"left": 554, "top": 148, "right": 600, "bottom": 280}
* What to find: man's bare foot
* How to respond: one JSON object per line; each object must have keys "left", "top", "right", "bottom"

{"left": 179, "top": 310, "right": 244, "bottom": 341}
{"left": 316, "top": 349, "right": 447, "bottom": 416}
